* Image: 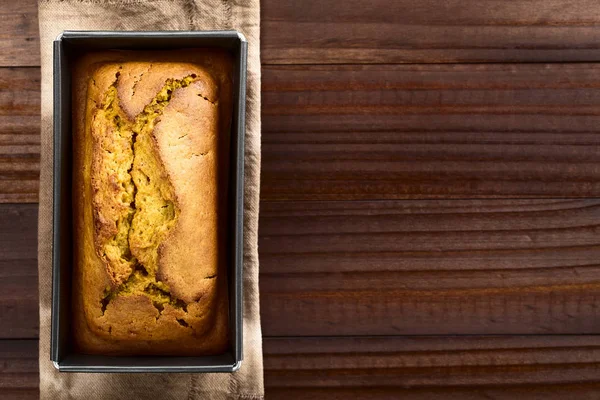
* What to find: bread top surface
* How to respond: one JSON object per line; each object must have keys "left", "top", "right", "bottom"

{"left": 72, "top": 50, "right": 232, "bottom": 354}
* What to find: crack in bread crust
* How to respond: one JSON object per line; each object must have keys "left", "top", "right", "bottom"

{"left": 92, "top": 74, "right": 198, "bottom": 328}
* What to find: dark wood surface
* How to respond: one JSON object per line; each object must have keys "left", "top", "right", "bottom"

{"left": 3, "top": 0, "right": 600, "bottom": 398}
{"left": 6, "top": 336, "right": 600, "bottom": 399}
{"left": 263, "top": 63, "right": 600, "bottom": 200}
{"left": 10, "top": 0, "right": 600, "bottom": 67}
{"left": 261, "top": 0, "right": 600, "bottom": 64}
{"left": 0, "top": 68, "right": 40, "bottom": 203}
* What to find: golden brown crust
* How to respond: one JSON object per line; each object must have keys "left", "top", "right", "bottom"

{"left": 72, "top": 50, "right": 232, "bottom": 355}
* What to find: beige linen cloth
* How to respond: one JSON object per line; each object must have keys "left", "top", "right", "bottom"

{"left": 37, "top": 1, "right": 263, "bottom": 399}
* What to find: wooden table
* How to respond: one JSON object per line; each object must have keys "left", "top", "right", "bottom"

{"left": 3, "top": 0, "right": 600, "bottom": 398}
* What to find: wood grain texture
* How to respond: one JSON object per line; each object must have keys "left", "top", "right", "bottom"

{"left": 0, "top": 68, "right": 40, "bottom": 203}
{"left": 6, "top": 337, "right": 600, "bottom": 399}
{"left": 0, "top": 340, "right": 38, "bottom": 399}
{"left": 0, "top": 205, "right": 38, "bottom": 338}
{"left": 0, "top": 1, "right": 39, "bottom": 67}
{"left": 267, "top": 384, "right": 600, "bottom": 400}
{"left": 260, "top": 199, "right": 600, "bottom": 335}
{"left": 7, "top": 64, "right": 600, "bottom": 202}
{"left": 6, "top": 201, "right": 600, "bottom": 337}
{"left": 262, "top": 63, "right": 600, "bottom": 200}
{"left": 261, "top": 0, "right": 600, "bottom": 64}
{"left": 9, "top": 0, "right": 600, "bottom": 67}
{"left": 265, "top": 336, "right": 600, "bottom": 399}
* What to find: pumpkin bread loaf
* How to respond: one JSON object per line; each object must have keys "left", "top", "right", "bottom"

{"left": 71, "top": 51, "right": 232, "bottom": 355}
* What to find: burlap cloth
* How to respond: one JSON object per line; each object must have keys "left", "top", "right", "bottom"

{"left": 37, "top": 1, "right": 263, "bottom": 398}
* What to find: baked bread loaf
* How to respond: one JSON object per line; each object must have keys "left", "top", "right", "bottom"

{"left": 72, "top": 50, "right": 232, "bottom": 355}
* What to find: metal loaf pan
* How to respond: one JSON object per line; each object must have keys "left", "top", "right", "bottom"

{"left": 52, "top": 31, "right": 246, "bottom": 373}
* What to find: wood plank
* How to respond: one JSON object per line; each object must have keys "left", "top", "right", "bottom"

{"left": 265, "top": 336, "right": 600, "bottom": 399}
{"left": 8, "top": 64, "right": 600, "bottom": 202}
{"left": 8, "top": 0, "right": 600, "bottom": 66}
{"left": 7, "top": 337, "right": 600, "bottom": 399}
{"left": 0, "top": 67, "right": 40, "bottom": 203}
{"left": 262, "top": 0, "right": 600, "bottom": 64}
{"left": 6, "top": 201, "right": 600, "bottom": 337}
{"left": 267, "top": 385, "right": 600, "bottom": 400}
{"left": 0, "top": 340, "right": 38, "bottom": 399}
{"left": 0, "top": 204, "right": 38, "bottom": 338}
{"left": 0, "top": 1, "right": 39, "bottom": 67}
{"left": 259, "top": 199, "right": 600, "bottom": 335}
{"left": 262, "top": 63, "right": 600, "bottom": 200}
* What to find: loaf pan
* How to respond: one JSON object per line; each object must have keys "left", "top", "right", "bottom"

{"left": 52, "top": 31, "right": 246, "bottom": 373}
